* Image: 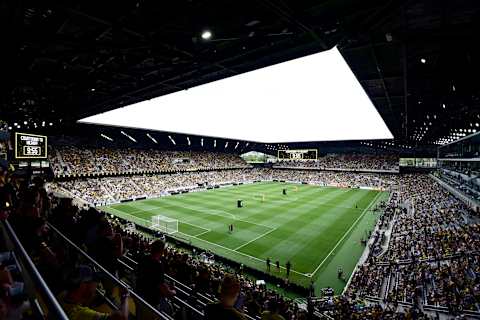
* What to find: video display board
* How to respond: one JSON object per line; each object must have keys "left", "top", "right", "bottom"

{"left": 278, "top": 149, "right": 318, "bottom": 161}
{"left": 14, "top": 133, "right": 48, "bottom": 159}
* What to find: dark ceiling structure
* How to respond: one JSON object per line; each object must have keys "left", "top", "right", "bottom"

{"left": 1, "top": 0, "right": 479, "bottom": 151}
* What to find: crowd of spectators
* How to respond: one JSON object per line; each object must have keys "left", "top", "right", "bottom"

{"left": 56, "top": 168, "right": 401, "bottom": 205}
{"left": 3, "top": 149, "right": 480, "bottom": 319}
{"left": 2, "top": 165, "right": 312, "bottom": 319}
{"left": 49, "top": 146, "right": 250, "bottom": 177}
{"left": 345, "top": 174, "right": 480, "bottom": 317}
{"left": 274, "top": 154, "right": 399, "bottom": 172}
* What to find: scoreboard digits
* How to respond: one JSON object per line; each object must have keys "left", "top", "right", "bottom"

{"left": 278, "top": 149, "right": 317, "bottom": 161}
{"left": 15, "top": 133, "right": 48, "bottom": 159}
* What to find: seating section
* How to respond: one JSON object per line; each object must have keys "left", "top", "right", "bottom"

{"left": 274, "top": 154, "right": 399, "bottom": 172}
{"left": 56, "top": 168, "right": 400, "bottom": 205}
{"left": 49, "top": 146, "right": 250, "bottom": 176}
{"left": 343, "top": 175, "right": 479, "bottom": 317}
{"left": 437, "top": 167, "right": 480, "bottom": 201}
{"left": 2, "top": 147, "right": 479, "bottom": 319}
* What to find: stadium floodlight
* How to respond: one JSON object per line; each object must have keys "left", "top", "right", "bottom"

{"left": 100, "top": 133, "right": 113, "bottom": 141}
{"left": 168, "top": 135, "right": 176, "bottom": 145}
{"left": 214, "top": 139, "right": 216, "bottom": 147}
{"left": 225, "top": 141, "right": 228, "bottom": 148}
{"left": 146, "top": 133, "right": 158, "bottom": 144}
{"left": 79, "top": 47, "right": 393, "bottom": 143}
{"left": 201, "top": 138, "right": 204, "bottom": 146}
{"left": 187, "top": 136, "right": 191, "bottom": 145}
{"left": 201, "top": 30, "right": 212, "bottom": 40}
{"left": 120, "top": 130, "right": 137, "bottom": 142}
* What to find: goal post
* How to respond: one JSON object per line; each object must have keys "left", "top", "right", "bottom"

{"left": 151, "top": 215, "right": 179, "bottom": 234}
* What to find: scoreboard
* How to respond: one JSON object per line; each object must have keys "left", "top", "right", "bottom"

{"left": 15, "top": 133, "right": 48, "bottom": 159}
{"left": 278, "top": 149, "right": 317, "bottom": 161}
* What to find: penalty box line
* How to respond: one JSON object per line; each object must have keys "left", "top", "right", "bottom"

{"left": 104, "top": 207, "right": 309, "bottom": 278}
{"left": 105, "top": 207, "right": 211, "bottom": 237}
{"left": 125, "top": 201, "right": 274, "bottom": 230}
{"left": 308, "top": 191, "right": 383, "bottom": 278}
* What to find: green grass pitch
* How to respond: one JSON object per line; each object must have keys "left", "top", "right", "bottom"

{"left": 101, "top": 182, "right": 387, "bottom": 294}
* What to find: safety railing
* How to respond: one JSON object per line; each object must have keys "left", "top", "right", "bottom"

{"left": 47, "top": 222, "right": 173, "bottom": 320}
{"left": 0, "top": 220, "right": 69, "bottom": 319}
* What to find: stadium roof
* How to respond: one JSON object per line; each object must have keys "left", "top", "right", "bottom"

{"left": 79, "top": 47, "right": 393, "bottom": 143}
{"left": 1, "top": 1, "right": 479, "bottom": 147}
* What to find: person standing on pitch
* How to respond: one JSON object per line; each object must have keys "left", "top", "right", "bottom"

{"left": 275, "top": 260, "right": 280, "bottom": 272}
{"left": 337, "top": 266, "right": 343, "bottom": 280}
{"left": 266, "top": 257, "right": 271, "bottom": 272}
{"left": 286, "top": 261, "right": 291, "bottom": 277}
{"left": 309, "top": 280, "right": 315, "bottom": 297}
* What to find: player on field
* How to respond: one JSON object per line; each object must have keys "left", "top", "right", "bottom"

{"left": 337, "top": 266, "right": 343, "bottom": 279}
{"left": 275, "top": 260, "right": 280, "bottom": 272}
{"left": 266, "top": 257, "right": 271, "bottom": 272}
{"left": 286, "top": 261, "right": 291, "bottom": 277}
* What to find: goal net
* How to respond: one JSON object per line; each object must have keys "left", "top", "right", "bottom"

{"left": 151, "top": 215, "right": 179, "bottom": 234}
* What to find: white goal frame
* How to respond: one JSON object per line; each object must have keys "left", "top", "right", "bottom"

{"left": 151, "top": 215, "right": 179, "bottom": 234}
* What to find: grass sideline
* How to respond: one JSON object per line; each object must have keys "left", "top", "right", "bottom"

{"left": 101, "top": 182, "right": 387, "bottom": 294}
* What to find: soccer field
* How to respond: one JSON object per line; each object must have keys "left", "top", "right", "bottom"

{"left": 101, "top": 181, "right": 387, "bottom": 293}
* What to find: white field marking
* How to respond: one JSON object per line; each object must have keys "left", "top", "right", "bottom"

{"left": 233, "top": 227, "right": 278, "bottom": 251}
{"left": 174, "top": 231, "right": 310, "bottom": 277}
{"left": 208, "top": 209, "right": 236, "bottom": 220}
{"left": 132, "top": 201, "right": 275, "bottom": 230}
{"left": 106, "top": 206, "right": 309, "bottom": 277}
{"left": 192, "top": 229, "right": 212, "bottom": 237}
{"left": 308, "top": 191, "right": 382, "bottom": 278}
{"left": 107, "top": 189, "right": 382, "bottom": 278}
{"left": 106, "top": 206, "right": 210, "bottom": 233}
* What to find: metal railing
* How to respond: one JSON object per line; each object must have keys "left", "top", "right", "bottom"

{"left": 0, "top": 220, "right": 69, "bottom": 319}
{"left": 47, "top": 222, "right": 172, "bottom": 320}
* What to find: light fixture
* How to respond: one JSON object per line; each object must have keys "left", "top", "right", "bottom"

{"left": 49, "top": 122, "right": 53, "bottom": 126}
{"left": 100, "top": 133, "right": 113, "bottom": 141}
{"left": 23, "top": 121, "right": 27, "bottom": 125}
{"left": 420, "top": 58, "right": 426, "bottom": 64}
{"left": 146, "top": 133, "right": 158, "bottom": 144}
{"left": 120, "top": 130, "right": 137, "bottom": 142}
{"left": 168, "top": 135, "right": 176, "bottom": 145}
{"left": 187, "top": 137, "right": 191, "bottom": 146}
{"left": 214, "top": 139, "right": 216, "bottom": 148}
{"left": 201, "top": 30, "right": 212, "bottom": 40}
{"left": 201, "top": 138, "right": 204, "bottom": 147}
